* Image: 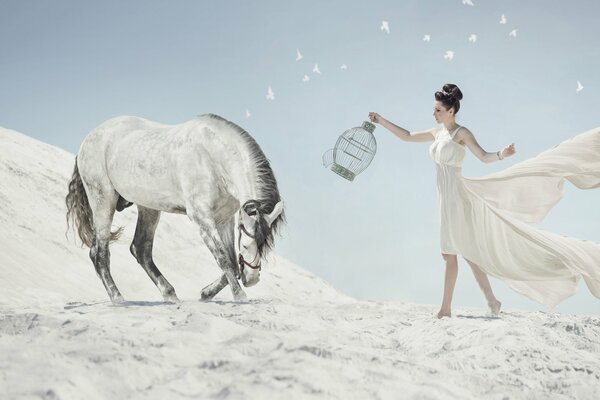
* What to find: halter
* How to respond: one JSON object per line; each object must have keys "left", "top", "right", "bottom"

{"left": 236, "top": 202, "right": 262, "bottom": 279}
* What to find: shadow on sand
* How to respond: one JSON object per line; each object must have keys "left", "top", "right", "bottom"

{"left": 64, "top": 300, "right": 178, "bottom": 310}
{"left": 455, "top": 313, "right": 502, "bottom": 321}
{"left": 205, "top": 298, "right": 275, "bottom": 306}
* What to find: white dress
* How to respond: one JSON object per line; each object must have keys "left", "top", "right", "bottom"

{"left": 429, "top": 125, "right": 600, "bottom": 307}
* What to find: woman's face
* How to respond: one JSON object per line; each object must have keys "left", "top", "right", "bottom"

{"left": 433, "top": 101, "right": 453, "bottom": 123}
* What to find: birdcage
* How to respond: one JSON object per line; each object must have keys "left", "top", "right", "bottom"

{"left": 323, "top": 121, "right": 377, "bottom": 181}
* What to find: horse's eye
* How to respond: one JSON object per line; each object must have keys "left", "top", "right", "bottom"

{"left": 243, "top": 201, "right": 259, "bottom": 216}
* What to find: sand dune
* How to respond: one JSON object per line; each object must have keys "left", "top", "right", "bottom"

{"left": 1, "top": 127, "right": 599, "bottom": 399}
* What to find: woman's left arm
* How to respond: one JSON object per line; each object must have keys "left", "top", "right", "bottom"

{"left": 460, "top": 128, "right": 516, "bottom": 164}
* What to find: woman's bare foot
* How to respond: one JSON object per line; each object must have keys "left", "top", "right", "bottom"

{"left": 437, "top": 309, "right": 451, "bottom": 319}
{"left": 488, "top": 299, "right": 502, "bottom": 316}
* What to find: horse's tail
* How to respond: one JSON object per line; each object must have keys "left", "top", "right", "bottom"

{"left": 65, "top": 157, "right": 123, "bottom": 247}
{"left": 65, "top": 158, "right": 95, "bottom": 247}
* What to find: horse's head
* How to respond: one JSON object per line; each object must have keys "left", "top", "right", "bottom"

{"left": 237, "top": 200, "right": 284, "bottom": 287}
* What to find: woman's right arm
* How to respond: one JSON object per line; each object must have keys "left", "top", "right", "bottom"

{"left": 368, "top": 112, "right": 435, "bottom": 142}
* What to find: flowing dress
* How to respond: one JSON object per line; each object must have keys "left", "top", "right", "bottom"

{"left": 428, "top": 125, "right": 600, "bottom": 307}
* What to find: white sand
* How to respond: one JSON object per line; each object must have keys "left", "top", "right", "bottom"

{"left": 1, "top": 127, "right": 599, "bottom": 399}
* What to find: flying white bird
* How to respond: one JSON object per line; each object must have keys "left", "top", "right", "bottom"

{"left": 245, "top": 109, "right": 251, "bottom": 118}
{"left": 302, "top": 74, "right": 310, "bottom": 82}
{"left": 340, "top": 64, "right": 348, "bottom": 70}
{"left": 444, "top": 51, "right": 455, "bottom": 60}
{"left": 469, "top": 34, "right": 477, "bottom": 43}
{"left": 381, "top": 21, "right": 390, "bottom": 34}
{"left": 500, "top": 14, "right": 507, "bottom": 24}
{"left": 576, "top": 80, "right": 584, "bottom": 92}
{"left": 266, "top": 86, "right": 274, "bottom": 100}
{"left": 313, "top": 64, "right": 321, "bottom": 74}
{"left": 423, "top": 34, "right": 431, "bottom": 42}
{"left": 296, "top": 49, "right": 303, "bottom": 61}
{"left": 509, "top": 29, "right": 517, "bottom": 38}
{"left": 463, "top": 0, "right": 474, "bottom": 6}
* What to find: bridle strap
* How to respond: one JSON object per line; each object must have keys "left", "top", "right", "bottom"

{"left": 236, "top": 211, "right": 262, "bottom": 279}
{"left": 239, "top": 254, "right": 261, "bottom": 271}
{"left": 239, "top": 224, "right": 256, "bottom": 239}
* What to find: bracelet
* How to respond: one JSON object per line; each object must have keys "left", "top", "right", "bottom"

{"left": 497, "top": 151, "right": 504, "bottom": 160}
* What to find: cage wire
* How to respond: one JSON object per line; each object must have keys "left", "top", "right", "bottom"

{"left": 323, "top": 121, "right": 377, "bottom": 181}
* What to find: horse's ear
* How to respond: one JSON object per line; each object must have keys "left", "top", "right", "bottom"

{"left": 264, "top": 201, "right": 283, "bottom": 227}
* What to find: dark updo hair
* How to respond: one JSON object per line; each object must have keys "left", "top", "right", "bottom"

{"left": 434, "top": 83, "right": 463, "bottom": 115}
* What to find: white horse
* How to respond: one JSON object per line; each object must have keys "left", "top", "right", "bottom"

{"left": 66, "top": 114, "right": 285, "bottom": 303}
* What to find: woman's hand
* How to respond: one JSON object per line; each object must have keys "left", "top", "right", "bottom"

{"left": 502, "top": 143, "right": 516, "bottom": 158}
{"left": 368, "top": 112, "right": 382, "bottom": 124}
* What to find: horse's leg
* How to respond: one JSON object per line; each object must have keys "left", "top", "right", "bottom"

{"left": 130, "top": 206, "right": 179, "bottom": 303}
{"left": 189, "top": 207, "right": 246, "bottom": 301}
{"left": 200, "top": 216, "right": 236, "bottom": 300}
{"left": 87, "top": 188, "right": 124, "bottom": 303}
{"left": 200, "top": 274, "right": 229, "bottom": 301}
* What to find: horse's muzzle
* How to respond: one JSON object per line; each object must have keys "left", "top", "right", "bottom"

{"left": 241, "top": 273, "right": 260, "bottom": 287}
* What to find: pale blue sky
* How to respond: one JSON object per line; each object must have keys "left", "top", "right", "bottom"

{"left": 1, "top": 0, "right": 599, "bottom": 314}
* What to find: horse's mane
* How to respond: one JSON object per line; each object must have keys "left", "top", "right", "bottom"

{"left": 202, "top": 114, "right": 286, "bottom": 257}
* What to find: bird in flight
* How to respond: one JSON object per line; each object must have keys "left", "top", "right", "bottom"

{"left": 266, "top": 86, "right": 275, "bottom": 100}
{"left": 509, "top": 29, "right": 517, "bottom": 38}
{"left": 313, "top": 64, "right": 322, "bottom": 74}
{"left": 500, "top": 14, "right": 507, "bottom": 24}
{"left": 423, "top": 34, "right": 431, "bottom": 42}
{"left": 444, "top": 51, "right": 455, "bottom": 60}
{"left": 463, "top": 0, "right": 474, "bottom": 6}
{"left": 576, "top": 80, "right": 584, "bottom": 92}
{"left": 340, "top": 64, "right": 348, "bottom": 70}
{"left": 469, "top": 34, "right": 477, "bottom": 43}
{"left": 302, "top": 74, "right": 310, "bottom": 82}
{"left": 296, "top": 49, "right": 303, "bottom": 61}
{"left": 381, "top": 21, "right": 390, "bottom": 34}
{"left": 245, "top": 109, "right": 251, "bottom": 118}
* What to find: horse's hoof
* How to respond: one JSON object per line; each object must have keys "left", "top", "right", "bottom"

{"left": 233, "top": 291, "right": 248, "bottom": 302}
{"left": 163, "top": 288, "right": 180, "bottom": 304}
{"left": 164, "top": 294, "right": 180, "bottom": 304}
{"left": 200, "top": 290, "right": 215, "bottom": 302}
{"left": 111, "top": 294, "right": 125, "bottom": 304}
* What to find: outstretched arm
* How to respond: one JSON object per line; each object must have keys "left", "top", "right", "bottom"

{"left": 461, "top": 127, "right": 516, "bottom": 163}
{"left": 368, "top": 112, "right": 435, "bottom": 142}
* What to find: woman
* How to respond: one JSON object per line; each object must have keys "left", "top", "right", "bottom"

{"left": 369, "top": 83, "right": 600, "bottom": 318}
